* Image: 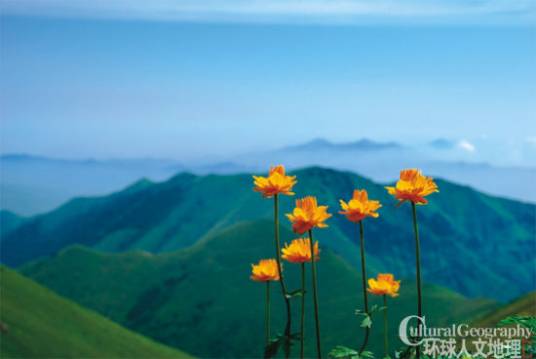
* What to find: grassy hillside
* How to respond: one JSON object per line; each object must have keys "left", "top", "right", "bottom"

{"left": 22, "top": 220, "right": 498, "bottom": 358}
{"left": 4, "top": 167, "right": 535, "bottom": 300}
{"left": 472, "top": 291, "right": 536, "bottom": 327}
{"left": 0, "top": 266, "right": 192, "bottom": 358}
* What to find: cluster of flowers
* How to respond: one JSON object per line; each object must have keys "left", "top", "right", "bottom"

{"left": 250, "top": 165, "right": 438, "bottom": 359}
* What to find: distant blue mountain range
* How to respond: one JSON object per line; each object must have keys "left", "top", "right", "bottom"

{"left": 1, "top": 138, "right": 535, "bottom": 215}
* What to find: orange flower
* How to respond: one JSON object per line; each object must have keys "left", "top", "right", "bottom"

{"left": 339, "top": 189, "right": 381, "bottom": 222}
{"left": 367, "top": 273, "right": 400, "bottom": 297}
{"left": 385, "top": 169, "right": 438, "bottom": 205}
{"left": 281, "top": 238, "right": 320, "bottom": 263}
{"left": 286, "top": 196, "right": 332, "bottom": 234}
{"left": 250, "top": 259, "right": 281, "bottom": 282}
{"left": 253, "top": 165, "right": 297, "bottom": 198}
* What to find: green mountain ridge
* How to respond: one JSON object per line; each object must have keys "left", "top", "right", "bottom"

{"left": 0, "top": 266, "right": 192, "bottom": 358}
{"left": 22, "top": 220, "right": 499, "bottom": 358}
{"left": 3, "top": 166, "right": 535, "bottom": 300}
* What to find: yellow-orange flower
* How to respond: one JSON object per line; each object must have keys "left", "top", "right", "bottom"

{"left": 367, "top": 273, "right": 400, "bottom": 297}
{"left": 250, "top": 259, "right": 281, "bottom": 282}
{"left": 339, "top": 189, "right": 381, "bottom": 222}
{"left": 253, "top": 165, "right": 297, "bottom": 198}
{"left": 286, "top": 196, "right": 332, "bottom": 234}
{"left": 281, "top": 238, "right": 320, "bottom": 263}
{"left": 385, "top": 169, "right": 439, "bottom": 205}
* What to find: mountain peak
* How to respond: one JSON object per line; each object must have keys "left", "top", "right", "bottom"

{"left": 0, "top": 153, "right": 49, "bottom": 161}
{"left": 429, "top": 138, "right": 456, "bottom": 149}
{"left": 282, "top": 138, "right": 401, "bottom": 152}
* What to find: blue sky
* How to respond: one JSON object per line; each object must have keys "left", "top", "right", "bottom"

{"left": 1, "top": 1, "right": 535, "bottom": 161}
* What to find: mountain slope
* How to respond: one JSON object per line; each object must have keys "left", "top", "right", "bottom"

{"left": 21, "top": 220, "right": 498, "bottom": 358}
{"left": 0, "top": 154, "right": 183, "bottom": 215}
{"left": 472, "top": 292, "right": 536, "bottom": 328}
{"left": 0, "top": 210, "right": 24, "bottom": 237}
{"left": 3, "top": 167, "right": 535, "bottom": 300}
{"left": 0, "top": 266, "right": 192, "bottom": 359}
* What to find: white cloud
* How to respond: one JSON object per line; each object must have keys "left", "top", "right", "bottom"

{"left": 1, "top": 0, "right": 534, "bottom": 25}
{"left": 457, "top": 139, "right": 476, "bottom": 153}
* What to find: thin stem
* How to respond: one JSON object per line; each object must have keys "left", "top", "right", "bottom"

{"left": 274, "top": 195, "right": 292, "bottom": 356}
{"left": 411, "top": 202, "right": 422, "bottom": 359}
{"left": 265, "top": 281, "right": 271, "bottom": 346}
{"left": 308, "top": 230, "right": 322, "bottom": 359}
{"left": 383, "top": 295, "right": 389, "bottom": 358}
{"left": 358, "top": 221, "right": 370, "bottom": 354}
{"left": 300, "top": 263, "right": 306, "bottom": 359}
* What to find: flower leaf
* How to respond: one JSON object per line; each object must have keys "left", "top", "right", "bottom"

{"left": 360, "top": 315, "right": 372, "bottom": 328}
{"left": 286, "top": 289, "right": 305, "bottom": 299}
{"left": 328, "top": 345, "right": 359, "bottom": 359}
{"left": 264, "top": 335, "right": 282, "bottom": 359}
{"left": 498, "top": 315, "right": 536, "bottom": 331}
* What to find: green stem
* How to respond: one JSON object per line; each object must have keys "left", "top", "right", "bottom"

{"left": 274, "top": 195, "right": 292, "bottom": 355}
{"left": 265, "top": 281, "right": 271, "bottom": 346}
{"left": 411, "top": 202, "right": 422, "bottom": 359}
{"left": 308, "top": 230, "right": 322, "bottom": 359}
{"left": 358, "top": 221, "right": 370, "bottom": 354}
{"left": 383, "top": 295, "right": 389, "bottom": 358}
{"left": 300, "top": 263, "right": 306, "bottom": 359}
